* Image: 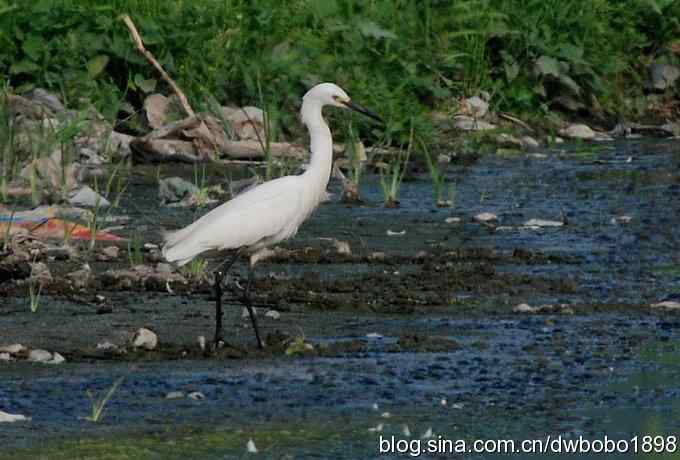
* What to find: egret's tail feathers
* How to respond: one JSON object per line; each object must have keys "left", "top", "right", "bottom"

{"left": 162, "top": 225, "right": 202, "bottom": 267}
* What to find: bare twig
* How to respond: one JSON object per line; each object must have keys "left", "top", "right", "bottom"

{"left": 121, "top": 14, "right": 195, "bottom": 118}
{"left": 499, "top": 112, "right": 535, "bottom": 133}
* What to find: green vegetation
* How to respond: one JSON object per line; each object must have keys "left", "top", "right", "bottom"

{"left": 127, "top": 231, "right": 144, "bottom": 266}
{"left": 28, "top": 267, "right": 42, "bottom": 313}
{"left": 82, "top": 377, "right": 124, "bottom": 423}
{"left": 379, "top": 120, "right": 413, "bottom": 207}
{"left": 1, "top": 0, "right": 678, "bottom": 145}
{"left": 0, "top": 0, "right": 678, "bottom": 209}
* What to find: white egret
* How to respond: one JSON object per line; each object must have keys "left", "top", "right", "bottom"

{"left": 162, "top": 83, "right": 382, "bottom": 349}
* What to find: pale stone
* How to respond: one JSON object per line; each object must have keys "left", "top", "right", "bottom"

{"left": 559, "top": 123, "right": 595, "bottom": 140}
{"left": 474, "top": 212, "right": 497, "bottom": 223}
{"left": 0, "top": 411, "right": 30, "bottom": 423}
{"left": 132, "top": 328, "right": 158, "bottom": 350}
{"left": 28, "top": 349, "right": 53, "bottom": 363}
{"left": 524, "top": 218, "right": 564, "bottom": 227}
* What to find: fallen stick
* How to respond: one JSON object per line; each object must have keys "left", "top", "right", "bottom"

{"left": 499, "top": 112, "right": 535, "bottom": 133}
{"left": 121, "top": 14, "right": 195, "bottom": 118}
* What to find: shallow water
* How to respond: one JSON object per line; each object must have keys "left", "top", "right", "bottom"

{"left": 1, "top": 139, "right": 680, "bottom": 459}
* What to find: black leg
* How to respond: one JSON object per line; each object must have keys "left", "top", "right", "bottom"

{"left": 213, "top": 270, "right": 224, "bottom": 344}
{"left": 243, "top": 264, "right": 264, "bottom": 349}
{"left": 212, "top": 251, "right": 241, "bottom": 346}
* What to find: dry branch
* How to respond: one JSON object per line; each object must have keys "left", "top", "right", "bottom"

{"left": 121, "top": 14, "right": 195, "bottom": 118}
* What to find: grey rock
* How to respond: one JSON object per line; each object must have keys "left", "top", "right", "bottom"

{"left": 651, "top": 301, "right": 680, "bottom": 310}
{"left": 67, "top": 264, "right": 92, "bottom": 289}
{"left": 454, "top": 116, "right": 497, "bottom": 131}
{"left": 27, "top": 88, "right": 65, "bottom": 113}
{"left": 224, "top": 106, "right": 266, "bottom": 141}
{"left": 132, "top": 328, "right": 158, "bottom": 350}
{"left": 101, "top": 246, "right": 120, "bottom": 259}
{"left": 473, "top": 212, "right": 498, "bottom": 223}
{"left": 520, "top": 136, "right": 540, "bottom": 148}
{"left": 109, "top": 131, "right": 134, "bottom": 159}
{"left": 28, "top": 349, "right": 53, "bottom": 362}
{"left": 0, "top": 344, "right": 25, "bottom": 354}
{"left": 524, "top": 218, "right": 564, "bottom": 227}
{"left": 29, "top": 262, "right": 52, "bottom": 285}
{"left": 69, "top": 186, "right": 110, "bottom": 208}
{"left": 333, "top": 239, "right": 351, "bottom": 256}
{"left": 159, "top": 177, "right": 200, "bottom": 205}
{"left": 265, "top": 310, "right": 281, "bottom": 320}
{"left": 78, "top": 147, "right": 105, "bottom": 165}
{"left": 144, "top": 94, "right": 170, "bottom": 129}
{"left": 495, "top": 133, "right": 522, "bottom": 147}
{"left": 0, "top": 411, "right": 30, "bottom": 423}
{"left": 165, "top": 391, "right": 185, "bottom": 400}
{"left": 559, "top": 124, "right": 595, "bottom": 140}
{"left": 96, "top": 340, "right": 119, "bottom": 351}
{"left": 513, "top": 303, "right": 539, "bottom": 313}
{"left": 649, "top": 62, "right": 680, "bottom": 91}
{"left": 155, "top": 262, "right": 173, "bottom": 273}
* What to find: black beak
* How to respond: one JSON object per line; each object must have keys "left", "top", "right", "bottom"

{"left": 343, "top": 100, "right": 384, "bottom": 124}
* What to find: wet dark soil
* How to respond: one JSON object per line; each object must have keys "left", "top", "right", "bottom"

{"left": 1, "top": 139, "right": 680, "bottom": 459}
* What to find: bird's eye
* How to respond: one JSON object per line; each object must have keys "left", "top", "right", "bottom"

{"left": 332, "top": 95, "right": 339, "bottom": 100}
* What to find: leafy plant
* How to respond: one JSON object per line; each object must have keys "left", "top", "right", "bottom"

{"left": 419, "top": 137, "right": 453, "bottom": 207}
{"left": 82, "top": 377, "right": 124, "bottom": 423}
{"left": 28, "top": 269, "right": 42, "bottom": 313}
{"left": 379, "top": 121, "right": 414, "bottom": 208}
{"left": 127, "top": 231, "right": 143, "bottom": 266}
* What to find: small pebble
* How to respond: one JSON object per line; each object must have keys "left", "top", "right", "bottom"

{"left": 333, "top": 240, "right": 351, "bottom": 255}
{"left": 474, "top": 212, "right": 497, "bottom": 223}
{"left": 0, "top": 344, "right": 25, "bottom": 354}
{"left": 0, "top": 411, "right": 30, "bottom": 423}
{"left": 368, "top": 423, "right": 384, "bottom": 433}
{"left": 524, "top": 218, "right": 563, "bottom": 227}
{"left": 265, "top": 310, "right": 281, "bottom": 320}
{"left": 651, "top": 301, "right": 680, "bottom": 310}
{"left": 513, "top": 303, "right": 539, "bottom": 314}
{"left": 101, "top": 246, "right": 120, "bottom": 259}
{"left": 132, "top": 328, "right": 158, "bottom": 350}
{"left": 28, "top": 349, "right": 53, "bottom": 363}
{"left": 421, "top": 427, "right": 433, "bottom": 439}
{"left": 96, "top": 341, "right": 118, "bottom": 351}
{"left": 188, "top": 391, "right": 205, "bottom": 400}
{"left": 246, "top": 439, "right": 258, "bottom": 454}
{"left": 165, "top": 391, "right": 185, "bottom": 400}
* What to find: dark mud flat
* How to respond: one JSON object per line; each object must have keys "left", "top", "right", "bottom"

{"left": 1, "top": 139, "right": 680, "bottom": 459}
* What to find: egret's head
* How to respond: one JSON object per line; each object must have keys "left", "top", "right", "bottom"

{"left": 304, "top": 82, "right": 383, "bottom": 123}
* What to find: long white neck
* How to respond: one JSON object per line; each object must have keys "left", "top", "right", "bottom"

{"left": 300, "top": 98, "right": 333, "bottom": 195}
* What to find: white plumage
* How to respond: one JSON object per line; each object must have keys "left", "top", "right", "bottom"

{"left": 163, "top": 83, "right": 380, "bottom": 267}
{"left": 161, "top": 82, "right": 381, "bottom": 348}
